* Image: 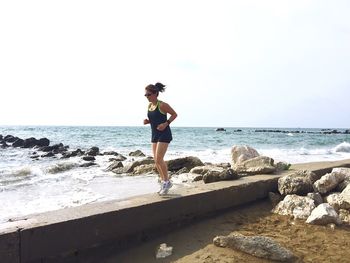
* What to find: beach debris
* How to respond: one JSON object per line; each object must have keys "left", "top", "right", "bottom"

{"left": 269, "top": 192, "right": 283, "bottom": 208}
{"left": 233, "top": 156, "right": 276, "bottom": 175}
{"left": 213, "top": 232, "right": 297, "bottom": 262}
{"left": 306, "top": 203, "right": 341, "bottom": 225}
{"left": 278, "top": 170, "right": 320, "bottom": 196}
{"left": 231, "top": 145, "right": 259, "bottom": 165}
{"left": 166, "top": 156, "right": 204, "bottom": 172}
{"left": 155, "top": 243, "right": 173, "bottom": 259}
{"left": 129, "top": 150, "right": 146, "bottom": 157}
{"left": 203, "top": 168, "right": 238, "bottom": 183}
{"left": 272, "top": 194, "right": 316, "bottom": 219}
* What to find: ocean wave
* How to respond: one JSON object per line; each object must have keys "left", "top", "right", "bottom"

{"left": 334, "top": 142, "right": 350, "bottom": 153}
{"left": 45, "top": 162, "right": 77, "bottom": 174}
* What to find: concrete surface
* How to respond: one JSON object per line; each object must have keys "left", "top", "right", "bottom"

{"left": 1, "top": 159, "right": 350, "bottom": 263}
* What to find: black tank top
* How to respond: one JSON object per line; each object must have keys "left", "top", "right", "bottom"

{"left": 147, "top": 100, "right": 172, "bottom": 143}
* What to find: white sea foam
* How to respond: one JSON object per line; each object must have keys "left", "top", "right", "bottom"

{"left": 334, "top": 142, "right": 350, "bottom": 153}
{"left": 45, "top": 162, "right": 77, "bottom": 174}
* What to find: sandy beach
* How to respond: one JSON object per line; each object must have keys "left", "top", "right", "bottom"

{"left": 109, "top": 200, "right": 350, "bottom": 263}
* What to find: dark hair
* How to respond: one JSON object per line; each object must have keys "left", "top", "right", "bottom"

{"left": 145, "top": 82, "right": 166, "bottom": 94}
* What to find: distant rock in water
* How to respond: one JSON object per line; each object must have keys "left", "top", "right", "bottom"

{"left": 129, "top": 150, "right": 146, "bottom": 157}
{"left": 216, "top": 128, "right": 226, "bottom": 132}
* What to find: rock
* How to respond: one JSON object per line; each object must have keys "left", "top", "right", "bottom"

{"left": 203, "top": 168, "right": 239, "bottom": 183}
{"left": 12, "top": 138, "right": 24, "bottom": 147}
{"left": 1, "top": 141, "right": 9, "bottom": 148}
{"left": 307, "top": 193, "right": 323, "bottom": 206}
{"left": 324, "top": 193, "right": 342, "bottom": 211}
{"left": 306, "top": 203, "right": 341, "bottom": 225}
{"left": 269, "top": 192, "right": 283, "bottom": 208}
{"left": 339, "top": 209, "right": 350, "bottom": 225}
{"left": 339, "top": 184, "right": 350, "bottom": 210}
{"left": 37, "top": 138, "right": 50, "bottom": 147}
{"left": 278, "top": 170, "right": 320, "bottom": 196}
{"left": 313, "top": 170, "right": 348, "bottom": 194}
{"left": 129, "top": 150, "right": 145, "bottom": 157}
{"left": 216, "top": 128, "right": 226, "bottom": 131}
{"left": 190, "top": 165, "right": 224, "bottom": 175}
{"left": 80, "top": 162, "right": 97, "bottom": 167}
{"left": 113, "top": 158, "right": 155, "bottom": 174}
{"left": 166, "top": 156, "right": 204, "bottom": 172}
{"left": 231, "top": 145, "right": 259, "bottom": 165}
{"left": 174, "top": 167, "right": 189, "bottom": 175}
{"left": 272, "top": 194, "right": 316, "bottom": 219}
{"left": 23, "top": 137, "right": 39, "bottom": 148}
{"left": 275, "top": 162, "right": 291, "bottom": 172}
{"left": 103, "top": 151, "right": 127, "bottom": 161}
{"left": 4, "top": 135, "right": 17, "bottom": 143}
{"left": 41, "top": 152, "right": 55, "bottom": 158}
{"left": 105, "top": 161, "right": 124, "bottom": 172}
{"left": 155, "top": 243, "right": 173, "bottom": 259}
{"left": 86, "top": 147, "right": 100, "bottom": 156}
{"left": 133, "top": 164, "right": 156, "bottom": 175}
{"left": 336, "top": 176, "right": 350, "bottom": 192}
{"left": 213, "top": 232, "right": 296, "bottom": 262}
{"left": 82, "top": 156, "right": 96, "bottom": 161}
{"left": 233, "top": 156, "right": 276, "bottom": 175}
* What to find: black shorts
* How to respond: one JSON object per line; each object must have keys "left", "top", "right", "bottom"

{"left": 151, "top": 127, "right": 173, "bottom": 143}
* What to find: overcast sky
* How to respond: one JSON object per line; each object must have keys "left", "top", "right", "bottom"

{"left": 1, "top": 0, "right": 349, "bottom": 128}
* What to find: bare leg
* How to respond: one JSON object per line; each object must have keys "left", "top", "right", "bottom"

{"left": 152, "top": 143, "right": 163, "bottom": 181}
{"left": 154, "top": 142, "right": 169, "bottom": 181}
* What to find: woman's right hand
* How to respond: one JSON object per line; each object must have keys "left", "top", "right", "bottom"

{"left": 143, "top": 119, "right": 150, "bottom": 125}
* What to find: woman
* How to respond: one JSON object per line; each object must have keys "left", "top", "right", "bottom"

{"left": 143, "top": 82, "right": 177, "bottom": 195}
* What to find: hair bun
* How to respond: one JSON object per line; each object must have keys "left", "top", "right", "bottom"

{"left": 155, "top": 82, "right": 166, "bottom": 92}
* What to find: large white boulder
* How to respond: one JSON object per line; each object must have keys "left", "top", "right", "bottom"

{"left": 278, "top": 170, "right": 320, "bottom": 196}
{"left": 231, "top": 145, "right": 259, "bottom": 165}
{"left": 306, "top": 203, "right": 341, "bottom": 225}
{"left": 272, "top": 194, "right": 316, "bottom": 219}
{"left": 313, "top": 170, "right": 347, "bottom": 194}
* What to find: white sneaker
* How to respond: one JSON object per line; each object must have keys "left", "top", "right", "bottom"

{"left": 157, "top": 181, "right": 165, "bottom": 194}
{"left": 159, "top": 181, "right": 173, "bottom": 195}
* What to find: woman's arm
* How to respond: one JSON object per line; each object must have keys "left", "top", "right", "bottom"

{"left": 157, "top": 102, "right": 178, "bottom": 131}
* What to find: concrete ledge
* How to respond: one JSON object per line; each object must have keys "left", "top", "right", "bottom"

{"left": 1, "top": 159, "right": 350, "bottom": 262}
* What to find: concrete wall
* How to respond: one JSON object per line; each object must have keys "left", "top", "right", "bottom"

{"left": 1, "top": 159, "right": 350, "bottom": 263}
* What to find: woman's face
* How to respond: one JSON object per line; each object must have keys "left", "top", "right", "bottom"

{"left": 144, "top": 89, "right": 157, "bottom": 102}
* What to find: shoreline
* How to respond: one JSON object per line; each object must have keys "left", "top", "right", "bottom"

{"left": 1, "top": 158, "right": 350, "bottom": 262}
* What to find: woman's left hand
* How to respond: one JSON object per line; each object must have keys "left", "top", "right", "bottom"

{"left": 156, "top": 123, "right": 168, "bottom": 131}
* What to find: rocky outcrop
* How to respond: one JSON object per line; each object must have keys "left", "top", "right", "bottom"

{"left": 233, "top": 156, "right": 276, "bottom": 175}
{"left": 231, "top": 145, "right": 259, "bottom": 165}
{"left": 278, "top": 170, "right": 320, "bottom": 196}
{"left": 272, "top": 194, "right": 316, "bottom": 219}
{"left": 86, "top": 147, "right": 100, "bottom": 156}
{"left": 166, "top": 156, "right": 204, "bottom": 172}
{"left": 306, "top": 203, "right": 341, "bottom": 225}
{"left": 112, "top": 158, "right": 155, "bottom": 174}
{"left": 213, "top": 232, "right": 296, "bottom": 262}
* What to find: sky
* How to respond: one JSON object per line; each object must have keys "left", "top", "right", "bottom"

{"left": 0, "top": 0, "right": 349, "bottom": 128}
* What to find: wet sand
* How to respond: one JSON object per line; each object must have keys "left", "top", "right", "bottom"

{"left": 109, "top": 200, "right": 350, "bottom": 263}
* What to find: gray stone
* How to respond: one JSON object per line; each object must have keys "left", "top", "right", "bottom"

{"left": 307, "top": 193, "right": 323, "bottom": 206}
{"left": 82, "top": 156, "right": 95, "bottom": 161}
{"left": 324, "top": 193, "right": 342, "bottom": 211}
{"left": 105, "top": 161, "right": 124, "bottom": 172}
{"left": 275, "top": 162, "right": 291, "bottom": 172}
{"left": 213, "top": 232, "right": 296, "bottom": 262}
{"left": 306, "top": 203, "right": 341, "bottom": 225}
{"left": 129, "top": 150, "right": 145, "bottom": 157}
{"left": 278, "top": 170, "right": 320, "bottom": 196}
{"left": 190, "top": 165, "right": 224, "bottom": 175}
{"left": 132, "top": 164, "right": 156, "bottom": 175}
{"left": 166, "top": 156, "right": 204, "bottom": 172}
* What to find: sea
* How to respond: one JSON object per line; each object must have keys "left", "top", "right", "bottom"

{"left": 1, "top": 125, "right": 350, "bottom": 223}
